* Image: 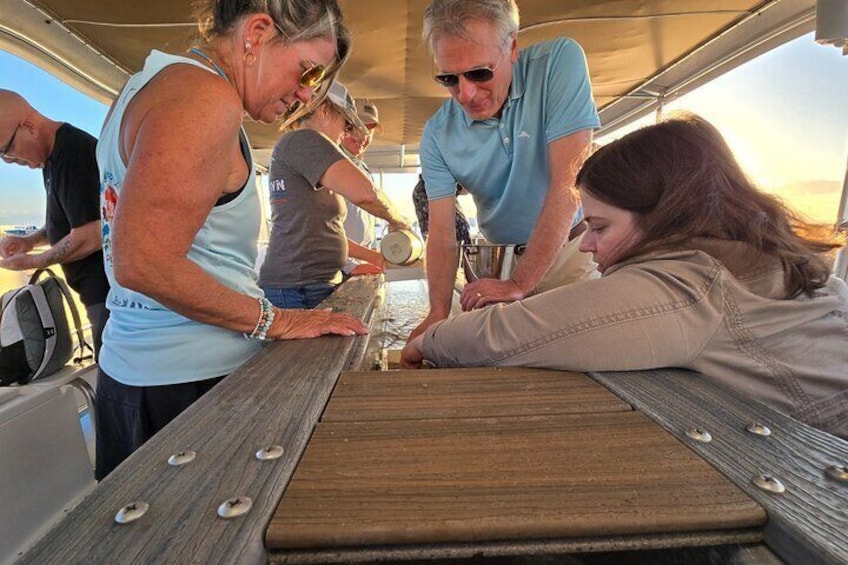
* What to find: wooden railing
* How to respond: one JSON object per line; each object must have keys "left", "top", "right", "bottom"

{"left": 17, "top": 275, "right": 384, "bottom": 565}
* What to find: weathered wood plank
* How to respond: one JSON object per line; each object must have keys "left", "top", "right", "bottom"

{"left": 268, "top": 410, "right": 765, "bottom": 552}
{"left": 343, "top": 282, "right": 387, "bottom": 372}
{"left": 588, "top": 369, "right": 848, "bottom": 565}
{"left": 323, "top": 368, "right": 631, "bottom": 421}
{"left": 270, "top": 535, "right": 770, "bottom": 565}
{"left": 17, "top": 275, "right": 384, "bottom": 565}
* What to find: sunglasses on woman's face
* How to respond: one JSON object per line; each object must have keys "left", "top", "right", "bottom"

{"left": 299, "top": 61, "right": 326, "bottom": 88}
{"left": 273, "top": 23, "right": 327, "bottom": 88}
{"left": 343, "top": 120, "right": 356, "bottom": 134}
{"left": 433, "top": 66, "right": 496, "bottom": 88}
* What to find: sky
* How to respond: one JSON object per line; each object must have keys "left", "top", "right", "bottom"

{"left": 1, "top": 32, "right": 847, "bottom": 227}
{"left": 0, "top": 52, "right": 108, "bottom": 225}
{"left": 593, "top": 33, "right": 848, "bottom": 224}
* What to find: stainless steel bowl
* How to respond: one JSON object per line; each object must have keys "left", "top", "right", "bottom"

{"left": 461, "top": 243, "right": 525, "bottom": 282}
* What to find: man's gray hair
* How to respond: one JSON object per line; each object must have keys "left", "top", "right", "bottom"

{"left": 422, "top": 0, "right": 519, "bottom": 54}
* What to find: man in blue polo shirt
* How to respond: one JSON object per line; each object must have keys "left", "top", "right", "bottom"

{"left": 409, "top": 0, "right": 600, "bottom": 341}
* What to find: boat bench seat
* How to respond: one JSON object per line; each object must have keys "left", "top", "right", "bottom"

{"left": 0, "top": 364, "right": 97, "bottom": 565}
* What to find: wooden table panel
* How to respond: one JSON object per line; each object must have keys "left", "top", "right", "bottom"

{"left": 591, "top": 369, "right": 848, "bottom": 565}
{"left": 268, "top": 411, "right": 765, "bottom": 550}
{"left": 322, "top": 368, "right": 631, "bottom": 421}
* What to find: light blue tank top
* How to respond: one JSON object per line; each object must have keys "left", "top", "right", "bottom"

{"left": 96, "top": 50, "right": 262, "bottom": 386}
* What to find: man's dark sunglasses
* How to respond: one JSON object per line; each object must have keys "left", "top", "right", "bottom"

{"left": 433, "top": 66, "right": 495, "bottom": 88}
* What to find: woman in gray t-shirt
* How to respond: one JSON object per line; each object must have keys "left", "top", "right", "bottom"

{"left": 258, "top": 81, "right": 410, "bottom": 308}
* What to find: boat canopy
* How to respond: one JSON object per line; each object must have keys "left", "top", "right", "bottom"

{"left": 0, "top": 0, "right": 823, "bottom": 169}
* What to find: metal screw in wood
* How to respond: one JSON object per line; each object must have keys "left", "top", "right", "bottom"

{"left": 167, "top": 450, "right": 197, "bottom": 467}
{"left": 685, "top": 427, "right": 712, "bottom": 443}
{"left": 752, "top": 473, "right": 785, "bottom": 494}
{"left": 217, "top": 496, "right": 253, "bottom": 519}
{"left": 745, "top": 423, "right": 771, "bottom": 437}
{"left": 115, "top": 501, "right": 149, "bottom": 524}
{"left": 825, "top": 465, "right": 848, "bottom": 482}
{"left": 255, "top": 445, "right": 285, "bottom": 461}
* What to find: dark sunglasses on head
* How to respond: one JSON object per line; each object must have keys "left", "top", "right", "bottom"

{"left": 434, "top": 66, "right": 496, "bottom": 88}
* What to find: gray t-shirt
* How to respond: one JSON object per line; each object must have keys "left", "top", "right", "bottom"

{"left": 258, "top": 129, "right": 348, "bottom": 288}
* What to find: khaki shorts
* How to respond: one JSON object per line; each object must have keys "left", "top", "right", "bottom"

{"left": 530, "top": 232, "right": 599, "bottom": 295}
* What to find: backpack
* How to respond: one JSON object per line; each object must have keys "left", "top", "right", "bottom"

{"left": 0, "top": 268, "right": 92, "bottom": 385}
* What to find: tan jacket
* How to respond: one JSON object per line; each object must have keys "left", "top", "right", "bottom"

{"left": 422, "top": 239, "right": 848, "bottom": 438}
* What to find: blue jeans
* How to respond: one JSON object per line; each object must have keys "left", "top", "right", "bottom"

{"left": 261, "top": 283, "right": 337, "bottom": 309}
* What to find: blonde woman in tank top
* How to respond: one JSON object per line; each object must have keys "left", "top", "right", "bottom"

{"left": 94, "top": 0, "right": 367, "bottom": 479}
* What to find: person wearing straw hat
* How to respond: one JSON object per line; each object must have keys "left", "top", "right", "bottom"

{"left": 259, "top": 81, "right": 411, "bottom": 309}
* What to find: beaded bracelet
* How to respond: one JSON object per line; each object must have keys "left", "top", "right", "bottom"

{"left": 245, "top": 297, "right": 276, "bottom": 341}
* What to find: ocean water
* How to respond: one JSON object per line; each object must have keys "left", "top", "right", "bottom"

{"left": 0, "top": 230, "right": 92, "bottom": 329}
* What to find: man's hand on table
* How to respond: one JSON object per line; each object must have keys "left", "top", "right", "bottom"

{"left": 460, "top": 277, "right": 525, "bottom": 311}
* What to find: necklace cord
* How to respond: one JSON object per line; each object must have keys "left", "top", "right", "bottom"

{"left": 189, "top": 47, "right": 229, "bottom": 80}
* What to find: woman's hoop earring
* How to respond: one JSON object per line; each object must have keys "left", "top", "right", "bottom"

{"left": 244, "top": 49, "right": 256, "bottom": 66}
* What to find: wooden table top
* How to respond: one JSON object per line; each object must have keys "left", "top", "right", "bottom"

{"left": 268, "top": 368, "right": 765, "bottom": 554}
{"left": 322, "top": 367, "right": 632, "bottom": 421}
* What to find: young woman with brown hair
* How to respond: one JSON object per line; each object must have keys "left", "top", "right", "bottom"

{"left": 403, "top": 113, "right": 848, "bottom": 438}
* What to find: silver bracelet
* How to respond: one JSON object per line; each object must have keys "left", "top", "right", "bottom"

{"left": 245, "top": 297, "right": 276, "bottom": 341}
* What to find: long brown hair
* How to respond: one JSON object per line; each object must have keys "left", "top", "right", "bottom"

{"left": 575, "top": 112, "right": 842, "bottom": 297}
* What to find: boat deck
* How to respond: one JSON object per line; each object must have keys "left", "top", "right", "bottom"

{"left": 13, "top": 275, "right": 848, "bottom": 565}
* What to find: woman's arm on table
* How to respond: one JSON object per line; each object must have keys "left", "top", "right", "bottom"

{"left": 111, "top": 67, "right": 366, "bottom": 339}
{"left": 417, "top": 261, "right": 724, "bottom": 370}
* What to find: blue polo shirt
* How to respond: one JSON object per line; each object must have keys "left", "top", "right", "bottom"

{"left": 420, "top": 38, "right": 600, "bottom": 244}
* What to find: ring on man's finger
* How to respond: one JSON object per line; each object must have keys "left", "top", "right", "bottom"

{"left": 475, "top": 292, "right": 483, "bottom": 299}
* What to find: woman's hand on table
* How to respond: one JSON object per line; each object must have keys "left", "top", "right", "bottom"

{"left": 460, "top": 277, "right": 525, "bottom": 311}
{"left": 400, "top": 335, "right": 426, "bottom": 369}
{"left": 269, "top": 308, "right": 368, "bottom": 339}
